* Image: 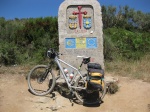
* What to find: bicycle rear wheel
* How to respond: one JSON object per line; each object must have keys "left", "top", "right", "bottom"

{"left": 74, "top": 74, "right": 106, "bottom": 105}
{"left": 27, "top": 65, "right": 56, "bottom": 96}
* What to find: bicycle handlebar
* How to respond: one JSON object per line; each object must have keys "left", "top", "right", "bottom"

{"left": 47, "top": 48, "right": 63, "bottom": 58}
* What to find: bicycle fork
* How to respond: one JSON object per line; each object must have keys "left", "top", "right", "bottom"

{"left": 37, "top": 68, "right": 50, "bottom": 83}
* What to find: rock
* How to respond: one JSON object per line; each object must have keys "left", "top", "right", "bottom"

{"left": 49, "top": 106, "right": 61, "bottom": 111}
{"left": 105, "top": 76, "right": 119, "bottom": 84}
{"left": 105, "top": 76, "right": 119, "bottom": 94}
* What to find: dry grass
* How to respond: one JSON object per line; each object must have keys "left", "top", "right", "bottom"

{"left": 0, "top": 65, "right": 35, "bottom": 76}
{"left": 1, "top": 54, "right": 150, "bottom": 82}
{"left": 105, "top": 54, "right": 150, "bottom": 82}
{"left": 0, "top": 64, "right": 59, "bottom": 78}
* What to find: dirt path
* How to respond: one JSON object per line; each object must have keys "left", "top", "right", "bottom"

{"left": 0, "top": 73, "right": 150, "bottom": 112}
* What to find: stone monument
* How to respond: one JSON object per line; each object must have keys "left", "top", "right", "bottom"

{"left": 58, "top": 0, "right": 104, "bottom": 69}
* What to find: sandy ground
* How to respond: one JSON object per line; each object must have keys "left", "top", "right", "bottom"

{"left": 0, "top": 71, "right": 150, "bottom": 112}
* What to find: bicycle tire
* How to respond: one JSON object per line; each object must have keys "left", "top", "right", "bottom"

{"left": 74, "top": 74, "right": 106, "bottom": 105}
{"left": 27, "top": 65, "right": 56, "bottom": 96}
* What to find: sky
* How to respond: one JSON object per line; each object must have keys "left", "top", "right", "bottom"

{"left": 0, "top": 0, "right": 150, "bottom": 20}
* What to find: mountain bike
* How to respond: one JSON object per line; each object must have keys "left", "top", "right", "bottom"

{"left": 27, "top": 48, "right": 106, "bottom": 104}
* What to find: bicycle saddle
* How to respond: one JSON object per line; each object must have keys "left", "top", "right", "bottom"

{"left": 77, "top": 56, "right": 90, "bottom": 59}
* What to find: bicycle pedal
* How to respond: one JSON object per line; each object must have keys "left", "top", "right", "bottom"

{"left": 68, "top": 91, "right": 74, "bottom": 97}
{"left": 71, "top": 93, "right": 75, "bottom": 97}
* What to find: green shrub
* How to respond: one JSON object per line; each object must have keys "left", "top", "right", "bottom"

{"left": 104, "top": 28, "right": 150, "bottom": 60}
{"left": 104, "top": 34, "right": 118, "bottom": 60}
{"left": 0, "top": 42, "right": 18, "bottom": 65}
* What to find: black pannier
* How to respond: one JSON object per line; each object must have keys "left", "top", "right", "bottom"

{"left": 88, "top": 68, "right": 104, "bottom": 78}
{"left": 87, "top": 63, "right": 102, "bottom": 69}
{"left": 87, "top": 63, "right": 104, "bottom": 78}
{"left": 86, "top": 63, "right": 104, "bottom": 91}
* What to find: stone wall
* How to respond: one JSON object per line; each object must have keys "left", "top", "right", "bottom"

{"left": 58, "top": 0, "right": 104, "bottom": 69}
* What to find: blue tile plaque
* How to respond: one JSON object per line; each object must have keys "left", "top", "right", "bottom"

{"left": 86, "top": 37, "right": 97, "bottom": 48}
{"left": 65, "top": 38, "right": 76, "bottom": 48}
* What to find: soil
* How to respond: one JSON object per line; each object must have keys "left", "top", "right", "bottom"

{"left": 0, "top": 68, "right": 150, "bottom": 112}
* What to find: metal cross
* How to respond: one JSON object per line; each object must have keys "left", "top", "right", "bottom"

{"left": 72, "top": 6, "right": 87, "bottom": 29}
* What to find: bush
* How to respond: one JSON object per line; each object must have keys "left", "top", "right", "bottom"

{"left": 107, "top": 82, "right": 119, "bottom": 94}
{"left": 104, "top": 28, "right": 150, "bottom": 60}
{"left": 104, "top": 34, "right": 118, "bottom": 60}
{"left": 0, "top": 42, "right": 18, "bottom": 65}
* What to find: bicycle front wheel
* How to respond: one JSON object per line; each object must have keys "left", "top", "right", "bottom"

{"left": 27, "top": 65, "right": 56, "bottom": 96}
{"left": 74, "top": 75, "right": 106, "bottom": 105}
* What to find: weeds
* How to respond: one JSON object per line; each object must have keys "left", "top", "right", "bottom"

{"left": 105, "top": 54, "right": 150, "bottom": 82}
{"left": 0, "top": 54, "right": 149, "bottom": 83}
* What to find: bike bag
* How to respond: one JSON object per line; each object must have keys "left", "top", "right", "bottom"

{"left": 87, "top": 79, "right": 104, "bottom": 91}
{"left": 87, "top": 63, "right": 102, "bottom": 69}
{"left": 88, "top": 68, "right": 104, "bottom": 78}
{"left": 86, "top": 63, "right": 104, "bottom": 90}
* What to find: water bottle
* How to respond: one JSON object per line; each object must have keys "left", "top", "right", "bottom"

{"left": 63, "top": 68, "right": 70, "bottom": 81}
{"left": 69, "top": 72, "right": 74, "bottom": 80}
{"left": 63, "top": 68, "right": 68, "bottom": 74}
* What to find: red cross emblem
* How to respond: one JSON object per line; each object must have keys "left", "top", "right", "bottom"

{"left": 72, "top": 6, "right": 87, "bottom": 29}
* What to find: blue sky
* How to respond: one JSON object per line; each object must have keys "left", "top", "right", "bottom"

{"left": 0, "top": 0, "right": 150, "bottom": 20}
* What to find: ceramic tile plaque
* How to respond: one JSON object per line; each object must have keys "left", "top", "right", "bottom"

{"left": 65, "top": 37, "right": 97, "bottom": 49}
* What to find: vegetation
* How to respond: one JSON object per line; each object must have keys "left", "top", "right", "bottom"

{"left": 0, "top": 5, "right": 150, "bottom": 81}
{"left": 0, "top": 17, "right": 58, "bottom": 65}
{"left": 104, "top": 28, "right": 150, "bottom": 60}
{"left": 105, "top": 54, "right": 150, "bottom": 82}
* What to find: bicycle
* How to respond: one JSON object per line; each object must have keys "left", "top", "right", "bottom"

{"left": 27, "top": 48, "right": 106, "bottom": 104}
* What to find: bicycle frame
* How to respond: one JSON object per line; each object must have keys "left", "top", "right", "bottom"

{"left": 54, "top": 56, "right": 87, "bottom": 91}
